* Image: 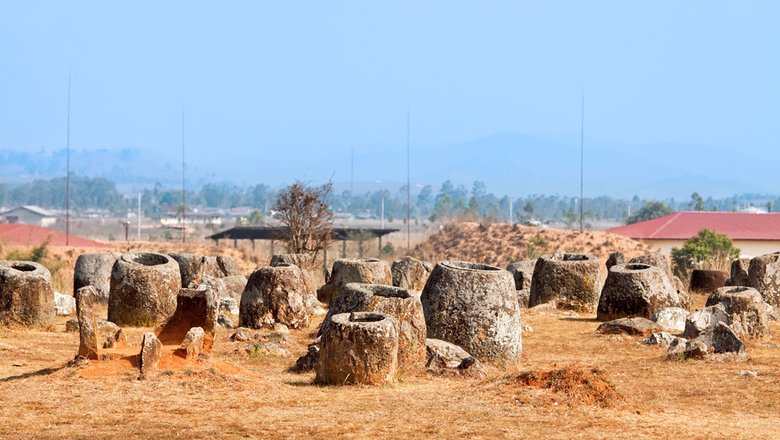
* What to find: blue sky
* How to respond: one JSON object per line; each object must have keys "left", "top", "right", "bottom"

{"left": 0, "top": 1, "right": 778, "bottom": 196}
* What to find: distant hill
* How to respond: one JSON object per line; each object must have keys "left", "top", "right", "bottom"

{"left": 1, "top": 132, "right": 776, "bottom": 199}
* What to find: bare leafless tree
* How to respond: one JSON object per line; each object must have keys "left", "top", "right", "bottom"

{"left": 275, "top": 181, "right": 334, "bottom": 259}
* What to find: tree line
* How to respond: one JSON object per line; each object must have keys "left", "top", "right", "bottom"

{"left": 2, "top": 176, "right": 779, "bottom": 225}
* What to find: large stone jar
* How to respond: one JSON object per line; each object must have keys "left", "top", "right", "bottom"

{"left": 421, "top": 261, "right": 522, "bottom": 366}
{"left": 529, "top": 253, "right": 601, "bottom": 311}
{"left": 108, "top": 252, "right": 182, "bottom": 326}
{"left": 0, "top": 260, "right": 55, "bottom": 326}
{"left": 597, "top": 263, "right": 683, "bottom": 321}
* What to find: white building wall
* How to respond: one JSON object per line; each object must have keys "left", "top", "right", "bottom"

{"left": 641, "top": 239, "right": 780, "bottom": 259}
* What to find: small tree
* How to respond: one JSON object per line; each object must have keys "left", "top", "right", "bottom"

{"left": 275, "top": 181, "right": 334, "bottom": 259}
{"left": 688, "top": 192, "right": 705, "bottom": 211}
{"left": 626, "top": 201, "right": 675, "bottom": 224}
{"left": 671, "top": 229, "right": 740, "bottom": 279}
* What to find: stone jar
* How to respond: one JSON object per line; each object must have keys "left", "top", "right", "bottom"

{"left": 421, "top": 260, "right": 522, "bottom": 366}
{"left": 108, "top": 252, "right": 182, "bottom": 326}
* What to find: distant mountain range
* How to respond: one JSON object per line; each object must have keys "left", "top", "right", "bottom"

{"left": 1, "top": 133, "right": 776, "bottom": 199}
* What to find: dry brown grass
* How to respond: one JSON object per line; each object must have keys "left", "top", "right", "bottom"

{"left": 413, "top": 222, "right": 656, "bottom": 267}
{"left": 2, "top": 292, "right": 779, "bottom": 439}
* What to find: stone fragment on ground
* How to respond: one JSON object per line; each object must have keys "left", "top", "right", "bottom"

{"left": 652, "top": 307, "right": 689, "bottom": 334}
{"left": 425, "top": 338, "right": 485, "bottom": 377}
{"left": 596, "top": 317, "right": 660, "bottom": 337}
{"left": 177, "top": 327, "right": 205, "bottom": 360}
{"left": 139, "top": 332, "right": 162, "bottom": 374}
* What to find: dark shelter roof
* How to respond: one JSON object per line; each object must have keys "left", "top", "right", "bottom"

{"left": 207, "top": 226, "right": 400, "bottom": 241}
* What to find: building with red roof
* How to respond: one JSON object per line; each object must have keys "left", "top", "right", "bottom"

{"left": 607, "top": 211, "right": 780, "bottom": 257}
{"left": 0, "top": 224, "right": 108, "bottom": 248}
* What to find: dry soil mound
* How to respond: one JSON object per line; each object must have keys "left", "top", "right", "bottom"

{"left": 412, "top": 222, "right": 654, "bottom": 267}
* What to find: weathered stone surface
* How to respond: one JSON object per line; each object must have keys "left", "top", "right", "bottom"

{"left": 107, "top": 252, "right": 181, "bottom": 327}
{"left": 671, "top": 275, "right": 692, "bottom": 309}
{"left": 75, "top": 285, "right": 100, "bottom": 360}
{"left": 239, "top": 264, "right": 310, "bottom": 329}
{"left": 667, "top": 337, "right": 708, "bottom": 360}
{"left": 392, "top": 256, "right": 432, "bottom": 291}
{"left": 139, "top": 332, "right": 162, "bottom": 374}
{"left": 65, "top": 319, "right": 79, "bottom": 332}
{"left": 606, "top": 252, "right": 625, "bottom": 271}
{"left": 177, "top": 327, "right": 205, "bottom": 359}
{"left": 689, "top": 269, "right": 728, "bottom": 293}
{"left": 316, "top": 312, "right": 399, "bottom": 385}
{"left": 271, "top": 254, "right": 324, "bottom": 299}
{"left": 425, "top": 338, "right": 485, "bottom": 377}
{"left": 155, "top": 285, "right": 219, "bottom": 352}
{"left": 748, "top": 252, "right": 780, "bottom": 306}
{"left": 217, "top": 314, "right": 234, "bottom": 329}
{"left": 168, "top": 252, "right": 206, "bottom": 287}
{"left": 517, "top": 289, "right": 530, "bottom": 308}
{"left": 506, "top": 260, "right": 535, "bottom": 290}
{"left": 596, "top": 317, "right": 660, "bottom": 336}
{"left": 597, "top": 263, "right": 682, "bottom": 321}
{"left": 317, "top": 258, "right": 392, "bottom": 304}
{"left": 726, "top": 258, "right": 751, "bottom": 286}
{"left": 529, "top": 253, "right": 600, "bottom": 312}
{"left": 683, "top": 303, "right": 729, "bottom": 339}
{"left": 628, "top": 253, "right": 674, "bottom": 281}
{"left": 705, "top": 286, "right": 770, "bottom": 338}
{"left": 219, "top": 297, "right": 239, "bottom": 315}
{"left": 230, "top": 327, "right": 257, "bottom": 342}
{"left": 73, "top": 253, "right": 118, "bottom": 302}
{"left": 220, "top": 275, "right": 248, "bottom": 301}
{"left": 323, "top": 283, "right": 427, "bottom": 372}
{"left": 643, "top": 332, "right": 675, "bottom": 346}
{"left": 54, "top": 292, "right": 76, "bottom": 316}
{"left": 291, "top": 345, "right": 320, "bottom": 373}
{"left": 0, "top": 261, "right": 55, "bottom": 326}
{"left": 421, "top": 261, "right": 522, "bottom": 366}
{"left": 169, "top": 253, "right": 240, "bottom": 287}
{"left": 710, "top": 322, "right": 745, "bottom": 354}
{"left": 652, "top": 307, "right": 689, "bottom": 334}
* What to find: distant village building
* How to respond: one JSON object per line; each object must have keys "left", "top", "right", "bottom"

{"left": 608, "top": 211, "right": 780, "bottom": 258}
{"left": 0, "top": 205, "right": 57, "bottom": 228}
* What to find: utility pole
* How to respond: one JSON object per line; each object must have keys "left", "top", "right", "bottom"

{"left": 406, "top": 109, "right": 411, "bottom": 252}
{"left": 579, "top": 92, "right": 585, "bottom": 233}
{"left": 181, "top": 108, "right": 186, "bottom": 244}
{"left": 381, "top": 198, "right": 385, "bottom": 229}
{"left": 137, "top": 193, "right": 141, "bottom": 240}
{"left": 65, "top": 71, "right": 71, "bottom": 246}
{"left": 509, "top": 197, "right": 513, "bottom": 225}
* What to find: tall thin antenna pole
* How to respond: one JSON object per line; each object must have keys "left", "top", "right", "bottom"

{"left": 579, "top": 92, "right": 585, "bottom": 233}
{"left": 181, "top": 108, "right": 186, "bottom": 244}
{"left": 66, "top": 71, "right": 71, "bottom": 246}
{"left": 406, "top": 109, "right": 411, "bottom": 252}
{"left": 350, "top": 147, "right": 354, "bottom": 197}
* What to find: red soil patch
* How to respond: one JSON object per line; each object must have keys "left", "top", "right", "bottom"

{"left": 79, "top": 344, "right": 241, "bottom": 378}
{"left": 511, "top": 364, "right": 620, "bottom": 407}
{"left": 0, "top": 224, "right": 108, "bottom": 247}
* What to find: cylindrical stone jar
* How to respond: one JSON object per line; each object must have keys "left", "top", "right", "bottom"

{"left": 0, "top": 260, "right": 55, "bottom": 326}
{"left": 239, "top": 263, "right": 310, "bottom": 329}
{"left": 421, "top": 261, "right": 522, "bottom": 366}
{"left": 316, "top": 311, "right": 399, "bottom": 385}
{"left": 597, "top": 263, "right": 682, "bottom": 321}
{"left": 318, "top": 258, "right": 392, "bottom": 304}
{"left": 107, "top": 252, "right": 182, "bottom": 326}
{"left": 689, "top": 269, "right": 728, "bottom": 293}
{"left": 323, "top": 283, "right": 426, "bottom": 372}
{"left": 529, "top": 253, "right": 601, "bottom": 312}
{"left": 73, "top": 252, "right": 118, "bottom": 302}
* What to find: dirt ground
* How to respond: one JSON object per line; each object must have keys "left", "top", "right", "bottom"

{"left": 2, "top": 294, "right": 779, "bottom": 439}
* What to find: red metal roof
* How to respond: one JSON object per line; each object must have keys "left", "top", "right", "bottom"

{"left": 0, "top": 224, "right": 109, "bottom": 247}
{"left": 607, "top": 211, "right": 780, "bottom": 241}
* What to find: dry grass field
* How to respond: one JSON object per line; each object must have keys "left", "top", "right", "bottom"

{"left": 2, "top": 294, "right": 779, "bottom": 439}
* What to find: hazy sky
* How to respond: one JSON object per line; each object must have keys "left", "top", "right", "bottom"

{"left": 1, "top": 1, "right": 778, "bottom": 192}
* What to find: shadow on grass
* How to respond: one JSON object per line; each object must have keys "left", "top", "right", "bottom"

{"left": 0, "top": 366, "right": 63, "bottom": 382}
{"left": 558, "top": 317, "right": 600, "bottom": 323}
